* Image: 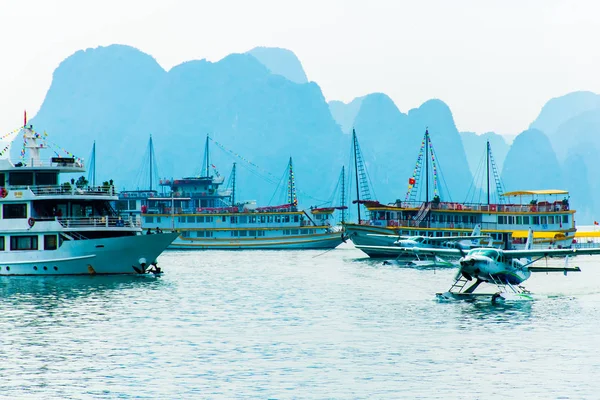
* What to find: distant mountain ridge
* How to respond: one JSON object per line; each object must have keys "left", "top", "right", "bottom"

{"left": 22, "top": 44, "right": 600, "bottom": 222}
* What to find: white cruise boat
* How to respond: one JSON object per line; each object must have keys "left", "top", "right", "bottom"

{"left": 0, "top": 123, "right": 177, "bottom": 275}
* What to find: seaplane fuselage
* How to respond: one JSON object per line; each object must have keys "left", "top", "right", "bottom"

{"left": 459, "top": 249, "right": 531, "bottom": 285}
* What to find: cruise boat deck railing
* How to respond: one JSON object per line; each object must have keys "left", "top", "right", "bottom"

{"left": 51, "top": 216, "right": 140, "bottom": 229}
{"left": 10, "top": 185, "right": 116, "bottom": 197}
{"left": 364, "top": 220, "right": 569, "bottom": 232}
{"left": 11, "top": 159, "right": 85, "bottom": 169}
{"left": 369, "top": 201, "right": 570, "bottom": 213}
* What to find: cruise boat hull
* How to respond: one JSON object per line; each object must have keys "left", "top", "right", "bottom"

{"left": 167, "top": 232, "right": 344, "bottom": 250}
{"left": 0, "top": 232, "right": 178, "bottom": 276}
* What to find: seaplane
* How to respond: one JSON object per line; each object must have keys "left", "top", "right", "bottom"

{"left": 391, "top": 229, "right": 600, "bottom": 302}
{"left": 360, "top": 224, "right": 493, "bottom": 266}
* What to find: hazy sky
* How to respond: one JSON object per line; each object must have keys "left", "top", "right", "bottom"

{"left": 0, "top": 0, "right": 598, "bottom": 137}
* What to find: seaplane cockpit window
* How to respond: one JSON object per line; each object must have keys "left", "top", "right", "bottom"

{"left": 470, "top": 248, "right": 499, "bottom": 260}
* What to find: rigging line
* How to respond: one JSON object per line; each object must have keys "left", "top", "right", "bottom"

{"left": 464, "top": 149, "right": 486, "bottom": 204}
{"left": 430, "top": 144, "right": 452, "bottom": 203}
{"left": 210, "top": 137, "right": 328, "bottom": 202}
{"left": 267, "top": 164, "right": 289, "bottom": 206}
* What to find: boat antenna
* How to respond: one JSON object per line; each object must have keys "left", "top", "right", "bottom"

{"left": 87, "top": 141, "right": 96, "bottom": 187}
{"left": 353, "top": 129, "right": 361, "bottom": 223}
{"left": 149, "top": 135, "right": 153, "bottom": 191}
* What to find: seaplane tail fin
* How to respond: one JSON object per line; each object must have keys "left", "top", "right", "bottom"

{"left": 525, "top": 228, "right": 534, "bottom": 251}
{"left": 470, "top": 224, "right": 482, "bottom": 246}
{"left": 471, "top": 224, "right": 482, "bottom": 237}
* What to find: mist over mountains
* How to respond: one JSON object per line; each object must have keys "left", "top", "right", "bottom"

{"left": 22, "top": 44, "right": 600, "bottom": 222}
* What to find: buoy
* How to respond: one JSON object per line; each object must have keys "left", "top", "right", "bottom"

{"left": 27, "top": 217, "right": 35, "bottom": 228}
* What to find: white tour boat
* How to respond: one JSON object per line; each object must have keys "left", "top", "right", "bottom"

{"left": 0, "top": 122, "right": 178, "bottom": 275}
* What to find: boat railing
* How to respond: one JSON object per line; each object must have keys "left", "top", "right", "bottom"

{"left": 55, "top": 216, "right": 140, "bottom": 229}
{"left": 15, "top": 185, "right": 116, "bottom": 197}
{"left": 369, "top": 200, "right": 570, "bottom": 213}
{"left": 10, "top": 159, "right": 85, "bottom": 169}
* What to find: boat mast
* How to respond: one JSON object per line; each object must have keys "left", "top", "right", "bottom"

{"left": 287, "top": 157, "right": 297, "bottom": 206}
{"left": 232, "top": 162, "right": 236, "bottom": 205}
{"left": 353, "top": 129, "right": 361, "bottom": 223}
{"left": 486, "top": 140, "right": 490, "bottom": 205}
{"left": 204, "top": 134, "right": 210, "bottom": 178}
{"left": 340, "top": 166, "right": 346, "bottom": 224}
{"left": 149, "top": 135, "right": 153, "bottom": 191}
{"left": 425, "top": 129, "right": 429, "bottom": 204}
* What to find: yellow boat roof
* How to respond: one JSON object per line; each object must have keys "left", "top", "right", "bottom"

{"left": 502, "top": 190, "right": 569, "bottom": 197}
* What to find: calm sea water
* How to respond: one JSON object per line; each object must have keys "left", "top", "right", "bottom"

{"left": 2, "top": 244, "right": 600, "bottom": 399}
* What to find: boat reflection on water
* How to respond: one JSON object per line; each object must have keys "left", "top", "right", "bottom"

{"left": 0, "top": 274, "right": 167, "bottom": 306}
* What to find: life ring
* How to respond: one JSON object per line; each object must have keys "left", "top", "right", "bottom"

{"left": 141, "top": 205, "right": 148, "bottom": 213}
{"left": 457, "top": 204, "right": 463, "bottom": 210}
{"left": 28, "top": 217, "right": 35, "bottom": 227}
{"left": 0, "top": 187, "right": 7, "bottom": 198}
{"left": 531, "top": 206, "right": 537, "bottom": 212}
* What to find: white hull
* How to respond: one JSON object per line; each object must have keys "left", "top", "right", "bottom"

{"left": 0, "top": 233, "right": 178, "bottom": 275}
{"left": 168, "top": 232, "right": 344, "bottom": 250}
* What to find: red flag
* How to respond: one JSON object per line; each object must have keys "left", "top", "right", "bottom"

{"left": 595, "top": 221, "right": 598, "bottom": 226}
{"left": 24, "top": 110, "right": 27, "bottom": 127}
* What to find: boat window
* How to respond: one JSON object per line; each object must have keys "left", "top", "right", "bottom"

{"left": 283, "top": 215, "right": 290, "bottom": 223}
{"left": 187, "top": 216, "right": 195, "bottom": 223}
{"left": 230, "top": 231, "right": 238, "bottom": 237}
{"left": 249, "top": 230, "right": 257, "bottom": 237}
{"left": 3, "top": 204, "right": 27, "bottom": 219}
{"left": 532, "top": 216, "right": 540, "bottom": 225}
{"left": 240, "top": 216, "right": 247, "bottom": 224}
{"left": 541, "top": 216, "right": 547, "bottom": 224}
{"left": 206, "top": 231, "right": 213, "bottom": 237}
{"left": 10, "top": 235, "right": 38, "bottom": 251}
{"left": 293, "top": 215, "right": 299, "bottom": 223}
{"left": 230, "top": 216, "right": 237, "bottom": 224}
{"left": 562, "top": 215, "right": 569, "bottom": 223}
{"left": 0, "top": 173, "right": 5, "bottom": 186}
{"left": 548, "top": 216, "right": 554, "bottom": 224}
{"left": 205, "top": 216, "right": 213, "bottom": 223}
{"left": 462, "top": 215, "right": 469, "bottom": 223}
{"left": 240, "top": 230, "right": 247, "bottom": 237}
{"left": 439, "top": 214, "right": 445, "bottom": 223}
{"left": 10, "top": 172, "right": 34, "bottom": 186}
{"left": 250, "top": 216, "right": 257, "bottom": 223}
{"left": 178, "top": 217, "right": 186, "bottom": 223}
{"left": 498, "top": 216, "right": 506, "bottom": 224}
{"left": 181, "top": 231, "right": 190, "bottom": 238}
{"left": 523, "top": 216, "right": 530, "bottom": 225}
{"left": 275, "top": 215, "right": 281, "bottom": 223}
{"left": 516, "top": 216, "right": 522, "bottom": 224}
{"left": 197, "top": 231, "right": 205, "bottom": 237}
{"left": 35, "top": 172, "right": 58, "bottom": 186}
{"left": 508, "top": 216, "right": 515, "bottom": 224}
{"left": 197, "top": 216, "right": 205, "bottom": 223}
{"left": 0, "top": 236, "right": 4, "bottom": 250}
{"left": 258, "top": 231, "right": 265, "bottom": 237}
{"left": 291, "top": 229, "right": 298, "bottom": 235}
{"left": 145, "top": 216, "right": 154, "bottom": 223}
{"left": 44, "top": 235, "right": 58, "bottom": 250}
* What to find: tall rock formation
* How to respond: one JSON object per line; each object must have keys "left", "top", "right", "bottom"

{"left": 247, "top": 47, "right": 308, "bottom": 84}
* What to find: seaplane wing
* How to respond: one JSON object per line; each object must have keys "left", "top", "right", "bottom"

{"left": 503, "top": 247, "right": 600, "bottom": 259}
{"left": 423, "top": 235, "right": 491, "bottom": 242}
{"left": 528, "top": 266, "right": 581, "bottom": 273}
{"left": 395, "top": 247, "right": 464, "bottom": 256}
